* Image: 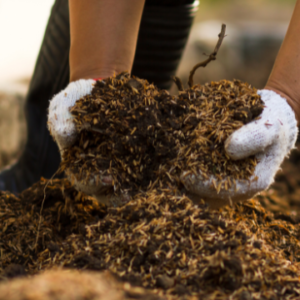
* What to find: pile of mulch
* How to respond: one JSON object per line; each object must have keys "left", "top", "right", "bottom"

{"left": 1, "top": 168, "right": 300, "bottom": 299}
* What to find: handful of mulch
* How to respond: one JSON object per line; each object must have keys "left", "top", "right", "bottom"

{"left": 61, "top": 74, "right": 263, "bottom": 198}
{"left": 60, "top": 24, "right": 264, "bottom": 200}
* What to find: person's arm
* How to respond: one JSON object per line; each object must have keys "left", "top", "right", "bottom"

{"left": 265, "top": 0, "right": 300, "bottom": 124}
{"left": 69, "top": 0, "right": 145, "bottom": 82}
{"left": 48, "top": 1, "right": 145, "bottom": 206}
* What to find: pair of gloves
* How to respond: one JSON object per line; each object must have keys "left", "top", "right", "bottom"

{"left": 48, "top": 79, "right": 298, "bottom": 208}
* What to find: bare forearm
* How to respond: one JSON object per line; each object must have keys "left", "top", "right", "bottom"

{"left": 69, "top": 0, "right": 145, "bottom": 81}
{"left": 265, "top": 0, "right": 300, "bottom": 123}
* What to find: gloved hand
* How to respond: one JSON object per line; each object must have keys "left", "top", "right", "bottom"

{"left": 47, "top": 79, "right": 128, "bottom": 206}
{"left": 181, "top": 89, "right": 298, "bottom": 209}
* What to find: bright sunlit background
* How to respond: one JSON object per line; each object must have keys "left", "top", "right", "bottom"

{"left": 0, "top": 0, "right": 297, "bottom": 92}
{"left": 0, "top": 0, "right": 53, "bottom": 92}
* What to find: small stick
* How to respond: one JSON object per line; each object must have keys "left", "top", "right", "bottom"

{"left": 172, "top": 76, "right": 184, "bottom": 92}
{"left": 188, "top": 24, "right": 226, "bottom": 88}
{"left": 34, "top": 168, "right": 61, "bottom": 251}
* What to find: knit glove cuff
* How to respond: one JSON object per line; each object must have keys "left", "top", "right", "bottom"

{"left": 48, "top": 79, "right": 95, "bottom": 151}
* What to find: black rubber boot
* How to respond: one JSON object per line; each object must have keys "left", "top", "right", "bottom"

{"left": 0, "top": 0, "right": 70, "bottom": 193}
{"left": 0, "top": 0, "right": 198, "bottom": 194}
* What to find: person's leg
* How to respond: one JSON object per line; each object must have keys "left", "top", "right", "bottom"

{"left": 0, "top": 0, "right": 70, "bottom": 193}
{"left": 0, "top": 0, "right": 198, "bottom": 194}
{"left": 132, "top": 0, "right": 198, "bottom": 89}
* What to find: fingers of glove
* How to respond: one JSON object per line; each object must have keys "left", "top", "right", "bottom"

{"left": 181, "top": 139, "right": 292, "bottom": 209}
{"left": 181, "top": 171, "right": 256, "bottom": 208}
{"left": 224, "top": 114, "right": 280, "bottom": 161}
{"left": 258, "top": 89, "right": 298, "bottom": 152}
{"left": 48, "top": 79, "right": 95, "bottom": 150}
{"left": 180, "top": 163, "right": 275, "bottom": 209}
{"left": 66, "top": 169, "right": 112, "bottom": 195}
{"left": 251, "top": 143, "right": 285, "bottom": 191}
{"left": 66, "top": 169, "right": 130, "bottom": 207}
{"left": 94, "top": 193, "right": 131, "bottom": 207}
{"left": 225, "top": 89, "right": 298, "bottom": 160}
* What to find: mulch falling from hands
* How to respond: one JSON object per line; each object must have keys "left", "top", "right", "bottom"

{"left": 1, "top": 177, "right": 300, "bottom": 299}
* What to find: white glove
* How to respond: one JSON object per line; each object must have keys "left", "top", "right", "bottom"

{"left": 48, "top": 79, "right": 129, "bottom": 206}
{"left": 48, "top": 79, "right": 95, "bottom": 151}
{"left": 181, "top": 89, "right": 298, "bottom": 209}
